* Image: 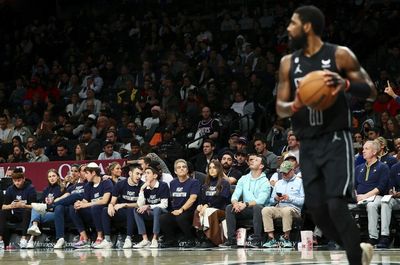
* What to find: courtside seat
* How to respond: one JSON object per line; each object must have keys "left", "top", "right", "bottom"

{"left": 350, "top": 204, "right": 374, "bottom": 242}
{"left": 236, "top": 215, "right": 304, "bottom": 243}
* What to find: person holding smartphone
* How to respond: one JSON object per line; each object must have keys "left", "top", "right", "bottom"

{"left": 0, "top": 168, "right": 37, "bottom": 249}
{"left": 261, "top": 161, "right": 304, "bottom": 248}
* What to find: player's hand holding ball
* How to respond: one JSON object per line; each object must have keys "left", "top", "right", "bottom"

{"left": 298, "top": 70, "right": 341, "bottom": 111}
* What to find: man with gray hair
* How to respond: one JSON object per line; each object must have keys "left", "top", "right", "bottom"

{"left": 352, "top": 140, "right": 390, "bottom": 246}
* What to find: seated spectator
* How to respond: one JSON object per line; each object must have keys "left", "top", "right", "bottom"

{"left": 220, "top": 151, "right": 242, "bottom": 185}
{"left": 0, "top": 168, "right": 37, "bottom": 249}
{"left": 253, "top": 136, "right": 278, "bottom": 177}
{"left": 269, "top": 152, "right": 301, "bottom": 186}
{"left": 65, "top": 92, "right": 81, "bottom": 117}
{"left": 51, "top": 143, "right": 74, "bottom": 161}
{"left": 196, "top": 106, "right": 220, "bottom": 143}
{"left": 261, "top": 161, "right": 304, "bottom": 248}
{"left": 352, "top": 140, "right": 390, "bottom": 246}
{"left": 280, "top": 133, "right": 300, "bottom": 161}
{"left": 29, "top": 142, "right": 49, "bottom": 162}
{"left": 26, "top": 169, "right": 64, "bottom": 248}
{"left": 69, "top": 162, "right": 113, "bottom": 248}
{"left": 80, "top": 127, "right": 101, "bottom": 160}
{"left": 377, "top": 161, "right": 400, "bottom": 248}
{"left": 35, "top": 110, "right": 56, "bottom": 141}
{"left": 376, "top": 136, "right": 397, "bottom": 168}
{"left": 218, "top": 133, "right": 240, "bottom": 157}
{"left": 95, "top": 115, "right": 111, "bottom": 141}
{"left": 63, "top": 164, "right": 80, "bottom": 189}
{"left": 236, "top": 136, "right": 249, "bottom": 155}
{"left": 194, "top": 139, "right": 218, "bottom": 174}
{"left": 95, "top": 163, "right": 143, "bottom": 249}
{"left": 134, "top": 165, "right": 169, "bottom": 248}
{"left": 76, "top": 89, "right": 102, "bottom": 116}
{"left": 102, "top": 162, "right": 125, "bottom": 184}
{"left": 231, "top": 91, "right": 255, "bottom": 133}
{"left": 193, "top": 160, "right": 230, "bottom": 246}
{"left": 74, "top": 143, "right": 87, "bottom": 161}
{"left": 32, "top": 164, "right": 88, "bottom": 249}
{"left": 219, "top": 154, "right": 271, "bottom": 248}
{"left": 367, "top": 127, "right": 380, "bottom": 140}
{"left": 7, "top": 144, "right": 29, "bottom": 163}
{"left": 105, "top": 129, "right": 124, "bottom": 153}
{"left": 233, "top": 149, "right": 249, "bottom": 175}
{"left": 0, "top": 114, "right": 12, "bottom": 144}
{"left": 160, "top": 159, "right": 200, "bottom": 247}
{"left": 156, "top": 126, "right": 184, "bottom": 172}
{"left": 8, "top": 116, "right": 32, "bottom": 144}
{"left": 124, "top": 139, "right": 141, "bottom": 160}
{"left": 73, "top": 114, "right": 98, "bottom": 139}
{"left": 143, "top": 105, "right": 161, "bottom": 131}
{"left": 98, "top": 140, "right": 122, "bottom": 160}
{"left": 138, "top": 155, "right": 174, "bottom": 186}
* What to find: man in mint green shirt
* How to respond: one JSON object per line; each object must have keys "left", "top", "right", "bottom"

{"left": 219, "top": 154, "right": 271, "bottom": 248}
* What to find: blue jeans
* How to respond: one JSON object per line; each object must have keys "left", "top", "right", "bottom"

{"left": 134, "top": 207, "right": 167, "bottom": 235}
{"left": 30, "top": 208, "right": 55, "bottom": 225}
{"left": 34, "top": 192, "right": 84, "bottom": 239}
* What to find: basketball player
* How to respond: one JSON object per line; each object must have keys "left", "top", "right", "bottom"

{"left": 276, "top": 6, "right": 377, "bottom": 265}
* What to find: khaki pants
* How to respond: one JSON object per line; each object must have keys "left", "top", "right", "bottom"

{"left": 261, "top": 206, "right": 300, "bottom": 233}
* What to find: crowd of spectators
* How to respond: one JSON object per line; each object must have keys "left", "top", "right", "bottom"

{"left": 0, "top": 0, "right": 399, "bottom": 171}
{"left": 1, "top": 0, "right": 400, "bottom": 251}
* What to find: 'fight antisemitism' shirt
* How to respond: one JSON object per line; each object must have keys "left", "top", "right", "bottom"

{"left": 67, "top": 181, "right": 87, "bottom": 195}
{"left": 169, "top": 177, "right": 200, "bottom": 211}
{"left": 143, "top": 181, "right": 170, "bottom": 208}
{"left": 84, "top": 179, "right": 113, "bottom": 203}
{"left": 40, "top": 183, "right": 63, "bottom": 202}
{"left": 200, "top": 178, "right": 231, "bottom": 210}
{"left": 113, "top": 179, "right": 143, "bottom": 203}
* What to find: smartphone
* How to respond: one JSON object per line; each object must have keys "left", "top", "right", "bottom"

{"left": 276, "top": 192, "right": 282, "bottom": 197}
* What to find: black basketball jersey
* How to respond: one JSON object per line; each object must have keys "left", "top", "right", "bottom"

{"left": 289, "top": 43, "right": 352, "bottom": 140}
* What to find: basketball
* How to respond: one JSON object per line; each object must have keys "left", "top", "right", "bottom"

{"left": 298, "top": 70, "right": 338, "bottom": 111}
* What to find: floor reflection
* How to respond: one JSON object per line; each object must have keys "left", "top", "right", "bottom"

{"left": 1, "top": 248, "right": 400, "bottom": 265}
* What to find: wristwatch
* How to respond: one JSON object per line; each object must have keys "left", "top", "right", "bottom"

{"left": 245, "top": 202, "right": 249, "bottom": 207}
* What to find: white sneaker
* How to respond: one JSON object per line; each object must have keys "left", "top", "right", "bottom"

{"left": 19, "top": 238, "right": 28, "bottom": 249}
{"left": 54, "top": 238, "right": 65, "bottom": 249}
{"left": 94, "top": 239, "right": 113, "bottom": 249}
{"left": 361, "top": 242, "right": 374, "bottom": 265}
{"left": 123, "top": 238, "right": 132, "bottom": 249}
{"left": 27, "top": 224, "right": 41, "bottom": 236}
{"left": 31, "top": 203, "right": 47, "bottom": 214}
{"left": 26, "top": 239, "right": 34, "bottom": 249}
{"left": 0, "top": 240, "right": 4, "bottom": 249}
{"left": 149, "top": 239, "right": 158, "bottom": 248}
{"left": 133, "top": 240, "right": 150, "bottom": 248}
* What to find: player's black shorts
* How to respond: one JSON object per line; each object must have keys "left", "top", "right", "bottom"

{"left": 299, "top": 130, "right": 356, "bottom": 208}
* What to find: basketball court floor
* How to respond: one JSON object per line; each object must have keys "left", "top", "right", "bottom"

{"left": 1, "top": 248, "right": 400, "bottom": 265}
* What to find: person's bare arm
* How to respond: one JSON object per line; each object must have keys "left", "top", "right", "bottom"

{"left": 325, "top": 46, "right": 377, "bottom": 101}
{"left": 276, "top": 54, "right": 304, "bottom": 118}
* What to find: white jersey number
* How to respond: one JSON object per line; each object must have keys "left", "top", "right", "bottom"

{"left": 308, "top": 108, "right": 323, "bottom": 126}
